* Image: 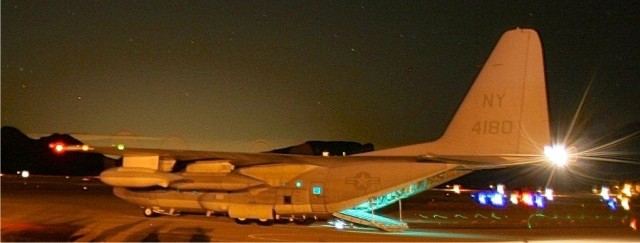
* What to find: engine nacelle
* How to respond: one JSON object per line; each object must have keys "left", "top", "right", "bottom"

{"left": 100, "top": 167, "right": 184, "bottom": 188}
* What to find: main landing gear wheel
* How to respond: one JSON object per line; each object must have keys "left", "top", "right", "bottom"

{"left": 143, "top": 207, "right": 157, "bottom": 217}
{"left": 256, "top": 219, "right": 274, "bottom": 226}
{"left": 234, "top": 218, "right": 250, "bottom": 224}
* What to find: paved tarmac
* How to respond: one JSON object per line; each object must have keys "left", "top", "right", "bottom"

{"left": 2, "top": 175, "right": 638, "bottom": 242}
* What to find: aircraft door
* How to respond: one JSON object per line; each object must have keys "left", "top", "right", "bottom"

{"left": 309, "top": 182, "right": 326, "bottom": 213}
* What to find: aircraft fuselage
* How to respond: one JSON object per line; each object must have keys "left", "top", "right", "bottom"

{"left": 106, "top": 161, "right": 471, "bottom": 222}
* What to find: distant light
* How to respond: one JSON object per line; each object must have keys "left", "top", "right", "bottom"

{"left": 453, "top": 184, "right": 461, "bottom": 194}
{"left": 621, "top": 197, "right": 630, "bottom": 211}
{"left": 510, "top": 193, "right": 519, "bottom": 205}
{"left": 322, "top": 151, "right": 329, "bottom": 157}
{"left": 622, "top": 183, "right": 632, "bottom": 197}
{"left": 490, "top": 193, "right": 506, "bottom": 207}
{"left": 496, "top": 184, "right": 505, "bottom": 195}
{"left": 81, "top": 144, "right": 90, "bottom": 151}
{"left": 533, "top": 194, "right": 546, "bottom": 208}
{"left": 49, "top": 142, "right": 66, "bottom": 154}
{"left": 295, "top": 181, "right": 303, "bottom": 188}
{"left": 117, "top": 144, "right": 125, "bottom": 150}
{"left": 544, "top": 145, "right": 570, "bottom": 167}
{"left": 601, "top": 186, "right": 610, "bottom": 200}
{"left": 607, "top": 198, "right": 617, "bottom": 211}
{"left": 631, "top": 218, "right": 638, "bottom": 231}
{"left": 545, "top": 188, "right": 554, "bottom": 201}
{"left": 334, "top": 219, "right": 345, "bottom": 230}
{"left": 21, "top": 170, "right": 30, "bottom": 178}
{"left": 522, "top": 192, "right": 534, "bottom": 206}
{"left": 477, "top": 192, "right": 488, "bottom": 205}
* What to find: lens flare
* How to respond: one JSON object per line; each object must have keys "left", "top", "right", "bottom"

{"left": 542, "top": 73, "right": 639, "bottom": 188}
{"left": 544, "top": 145, "right": 569, "bottom": 167}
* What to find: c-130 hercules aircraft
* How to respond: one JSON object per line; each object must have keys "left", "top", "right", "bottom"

{"left": 54, "top": 28, "right": 566, "bottom": 232}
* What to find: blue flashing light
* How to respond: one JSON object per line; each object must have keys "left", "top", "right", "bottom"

{"left": 490, "top": 193, "right": 506, "bottom": 207}
{"left": 477, "top": 192, "right": 488, "bottom": 205}
{"left": 474, "top": 191, "right": 507, "bottom": 208}
{"left": 312, "top": 186, "right": 322, "bottom": 195}
{"left": 606, "top": 198, "right": 617, "bottom": 211}
{"left": 533, "top": 194, "right": 546, "bottom": 209}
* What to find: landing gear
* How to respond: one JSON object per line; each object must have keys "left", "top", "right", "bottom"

{"left": 256, "top": 219, "right": 274, "bottom": 226}
{"left": 142, "top": 207, "right": 178, "bottom": 217}
{"left": 234, "top": 218, "right": 250, "bottom": 224}
{"left": 143, "top": 207, "right": 157, "bottom": 217}
{"left": 233, "top": 218, "right": 274, "bottom": 226}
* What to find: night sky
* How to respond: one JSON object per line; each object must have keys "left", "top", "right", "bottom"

{"left": 2, "top": 1, "right": 639, "bottom": 152}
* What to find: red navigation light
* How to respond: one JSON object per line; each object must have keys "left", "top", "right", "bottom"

{"left": 49, "top": 142, "right": 66, "bottom": 154}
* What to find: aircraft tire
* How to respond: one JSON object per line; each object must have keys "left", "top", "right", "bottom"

{"left": 234, "top": 218, "right": 250, "bottom": 224}
{"left": 143, "top": 207, "right": 157, "bottom": 217}
{"left": 256, "top": 219, "right": 273, "bottom": 226}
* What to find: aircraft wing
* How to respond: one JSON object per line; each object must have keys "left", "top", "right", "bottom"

{"left": 83, "top": 145, "right": 420, "bottom": 167}
{"left": 418, "top": 153, "right": 545, "bottom": 169}
{"left": 65, "top": 144, "right": 542, "bottom": 169}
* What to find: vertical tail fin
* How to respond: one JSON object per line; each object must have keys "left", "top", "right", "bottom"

{"left": 370, "top": 28, "right": 551, "bottom": 157}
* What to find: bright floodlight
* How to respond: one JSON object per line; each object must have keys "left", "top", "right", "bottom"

{"left": 334, "top": 220, "right": 345, "bottom": 230}
{"left": 496, "top": 184, "right": 505, "bottom": 195}
{"left": 622, "top": 183, "right": 632, "bottom": 197}
{"left": 544, "top": 188, "right": 554, "bottom": 201}
{"left": 621, "top": 197, "right": 630, "bottom": 211}
{"left": 453, "top": 184, "right": 461, "bottom": 194}
{"left": 600, "top": 186, "right": 610, "bottom": 200}
{"left": 544, "top": 145, "right": 569, "bottom": 167}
